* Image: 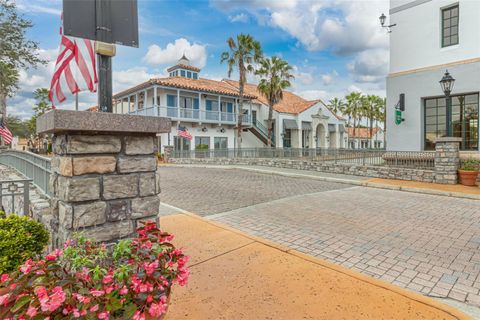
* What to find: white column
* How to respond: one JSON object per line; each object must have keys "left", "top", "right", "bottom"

{"left": 218, "top": 95, "right": 221, "bottom": 124}
{"left": 198, "top": 92, "right": 202, "bottom": 121}
{"left": 154, "top": 86, "right": 159, "bottom": 116}
{"left": 143, "top": 89, "right": 147, "bottom": 111}
{"left": 134, "top": 93, "right": 138, "bottom": 114}
{"left": 176, "top": 89, "right": 180, "bottom": 118}
{"left": 249, "top": 100, "right": 252, "bottom": 124}
{"left": 120, "top": 98, "right": 124, "bottom": 114}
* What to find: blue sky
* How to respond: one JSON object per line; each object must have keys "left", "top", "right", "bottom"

{"left": 10, "top": 0, "right": 390, "bottom": 119}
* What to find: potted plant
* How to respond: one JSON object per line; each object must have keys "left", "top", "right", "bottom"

{"left": 458, "top": 157, "right": 480, "bottom": 186}
{"left": 0, "top": 221, "right": 189, "bottom": 319}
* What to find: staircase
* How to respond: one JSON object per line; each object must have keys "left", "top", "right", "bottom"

{"left": 249, "top": 120, "right": 275, "bottom": 147}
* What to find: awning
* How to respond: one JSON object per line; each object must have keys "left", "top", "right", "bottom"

{"left": 339, "top": 124, "right": 345, "bottom": 133}
{"left": 283, "top": 119, "right": 298, "bottom": 130}
{"left": 302, "top": 121, "right": 312, "bottom": 131}
{"left": 328, "top": 124, "right": 336, "bottom": 133}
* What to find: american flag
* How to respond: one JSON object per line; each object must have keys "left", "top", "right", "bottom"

{"left": 49, "top": 15, "right": 97, "bottom": 106}
{"left": 0, "top": 122, "right": 13, "bottom": 145}
{"left": 177, "top": 126, "right": 192, "bottom": 141}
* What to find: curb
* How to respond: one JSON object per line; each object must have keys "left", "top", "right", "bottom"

{"left": 164, "top": 211, "right": 472, "bottom": 320}
{"left": 164, "top": 164, "right": 480, "bottom": 201}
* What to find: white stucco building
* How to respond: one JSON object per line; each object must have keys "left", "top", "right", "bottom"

{"left": 347, "top": 127, "right": 385, "bottom": 149}
{"left": 386, "top": 0, "right": 479, "bottom": 152}
{"left": 112, "top": 56, "right": 347, "bottom": 152}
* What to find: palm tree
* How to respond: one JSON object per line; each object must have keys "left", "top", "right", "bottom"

{"left": 328, "top": 97, "right": 344, "bottom": 116}
{"left": 345, "top": 92, "right": 362, "bottom": 139}
{"left": 221, "top": 34, "right": 263, "bottom": 149}
{"left": 255, "top": 56, "right": 294, "bottom": 147}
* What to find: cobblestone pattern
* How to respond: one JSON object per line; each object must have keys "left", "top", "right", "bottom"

{"left": 161, "top": 167, "right": 480, "bottom": 307}
{"left": 159, "top": 167, "right": 351, "bottom": 216}
{"left": 50, "top": 134, "right": 161, "bottom": 247}
{"left": 435, "top": 140, "right": 461, "bottom": 185}
{"left": 170, "top": 158, "right": 436, "bottom": 183}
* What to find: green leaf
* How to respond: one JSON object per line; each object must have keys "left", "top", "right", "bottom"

{"left": 11, "top": 295, "right": 31, "bottom": 313}
{"left": 124, "top": 303, "right": 138, "bottom": 319}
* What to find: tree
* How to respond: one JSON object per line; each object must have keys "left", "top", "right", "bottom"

{"left": 345, "top": 92, "right": 362, "bottom": 139}
{"left": 6, "top": 115, "right": 29, "bottom": 137}
{"left": 0, "top": 0, "right": 45, "bottom": 122}
{"left": 28, "top": 88, "right": 51, "bottom": 134}
{"left": 221, "top": 34, "right": 262, "bottom": 149}
{"left": 255, "top": 56, "right": 293, "bottom": 147}
{"left": 328, "top": 97, "right": 344, "bottom": 116}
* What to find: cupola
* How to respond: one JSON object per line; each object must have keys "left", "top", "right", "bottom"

{"left": 167, "top": 54, "right": 201, "bottom": 79}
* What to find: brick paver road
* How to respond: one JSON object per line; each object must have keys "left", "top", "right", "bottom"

{"left": 160, "top": 166, "right": 480, "bottom": 308}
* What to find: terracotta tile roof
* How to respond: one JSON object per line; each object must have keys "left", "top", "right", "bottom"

{"left": 167, "top": 64, "right": 201, "bottom": 73}
{"left": 86, "top": 106, "right": 98, "bottom": 112}
{"left": 223, "top": 79, "right": 334, "bottom": 116}
{"left": 347, "top": 127, "right": 382, "bottom": 139}
{"left": 113, "top": 77, "right": 257, "bottom": 99}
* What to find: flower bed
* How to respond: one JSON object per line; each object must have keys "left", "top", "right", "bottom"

{"left": 0, "top": 221, "right": 189, "bottom": 319}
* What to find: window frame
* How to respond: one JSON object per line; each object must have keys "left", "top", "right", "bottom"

{"left": 441, "top": 4, "right": 459, "bottom": 48}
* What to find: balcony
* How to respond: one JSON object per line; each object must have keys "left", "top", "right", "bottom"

{"left": 128, "top": 105, "right": 252, "bottom": 126}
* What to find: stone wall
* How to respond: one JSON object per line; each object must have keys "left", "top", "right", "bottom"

{"left": 49, "top": 134, "right": 161, "bottom": 247}
{"left": 434, "top": 137, "right": 461, "bottom": 184}
{"left": 170, "top": 157, "right": 436, "bottom": 183}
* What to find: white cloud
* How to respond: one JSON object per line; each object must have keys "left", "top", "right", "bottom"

{"left": 17, "top": 1, "right": 62, "bottom": 16}
{"left": 321, "top": 70, "right": 338, "bottom": 86}
{"left": 229, "top": 13, "right": 249, "bottom": 23}
{"left": 113, "top": 67, "right": 164, "bottom": 93}
{"left": 143, "top": 38, "right": 207, "bottom": 69}
{"left": 347, "top": 49, "right": 389, "bottom": 83}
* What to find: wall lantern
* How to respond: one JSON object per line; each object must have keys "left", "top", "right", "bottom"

{"left": 440, "top": 70, "right": 456, "bottom": 136}
{"left": 379, "top": 13, "right": 396, "bottom": 33}
{"left": 219, "top": 128, "right": 225, "bottom": 133}
{"left": 201, "top": 127, "right": 208, "bottom": 132}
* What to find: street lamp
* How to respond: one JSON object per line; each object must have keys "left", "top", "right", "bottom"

{"left": 440, "top": 70, "right": 456, "bottom": 136}
{"left": 379, "top": 13, "right": 396, "bottom": 33}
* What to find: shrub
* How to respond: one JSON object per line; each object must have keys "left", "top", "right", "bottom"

{"left": 0, "top": 212, "right": 49, "bottom": 274}
{"left": 0, "top": 221, "right": 189, "bottom": 319}
{"left": 460, "top": 157, "right": 480, "bottom": 171}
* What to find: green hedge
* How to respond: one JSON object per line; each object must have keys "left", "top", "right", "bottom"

{"left": 0, "top": 212, "right": 49, "bottom": 274}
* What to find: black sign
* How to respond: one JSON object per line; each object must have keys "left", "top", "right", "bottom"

{"left": 63, "top": 0, "right": 138, "bottom": 48}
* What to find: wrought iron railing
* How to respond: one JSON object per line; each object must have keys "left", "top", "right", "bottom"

{"left": 0, "top": 179, "right": 31, "bottom": 215}
{"left": 171, "top": 148, "right": 435, "bottom": 169}
{"left": 0, "top": 150, "right": 52, "bottom": 196}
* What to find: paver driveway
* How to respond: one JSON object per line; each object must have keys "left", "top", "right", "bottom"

{"left": 159, "top": 166, "right": 480, "bottom": 308}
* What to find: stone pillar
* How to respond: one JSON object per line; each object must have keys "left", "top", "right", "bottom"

{"left": 164, "top": 145, "right": 174, "bottom": 162}
{"left": 434, "top": 137, "right": 461, "bottom": 185}
{"left": 37, "top": 110, "right": 170, "bottom": 248}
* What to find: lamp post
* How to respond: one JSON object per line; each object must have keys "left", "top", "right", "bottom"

{"left": 439, "top": 70, "right": 456, "bottom": 137}
{"left": 379, "top": 13, "right": 396, "bottom": 32}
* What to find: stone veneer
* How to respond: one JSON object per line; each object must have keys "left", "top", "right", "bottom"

{"left": 37, "top": 110, "right": 170, "bottom": 248}
{"left": 434, "top": 137, "right": 461, "bottom": 185}
{"left": 170, "top": 158, "right": 436, "bottom": 183}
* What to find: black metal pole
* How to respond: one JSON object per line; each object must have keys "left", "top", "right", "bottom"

{"left": 446, "top": 95, "right": 452, "bottom": 136}
{"left": 97, "top": 54, "right": 112, "bottom": 112}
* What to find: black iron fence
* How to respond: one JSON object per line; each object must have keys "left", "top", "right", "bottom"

{"left": 171, "top": 148, "right": 435, "bottom": 169}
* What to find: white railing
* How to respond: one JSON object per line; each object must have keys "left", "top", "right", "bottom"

{"left": 129, "top": 105, "right": 252, "bottom": 125}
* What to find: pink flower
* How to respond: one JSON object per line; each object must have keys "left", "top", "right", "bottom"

{"left": 36, "top": 286, "right": 66, "bottom": 312}
{"left": 119, "top": 286, "right": 128, "bottom": 295}
{"left": 73, "top": 293, "right": 91, "bottom": 304}
{"left": 26, "top": 306, "right": 38, "bottom": 317}
{"left": 97, "top": 311, "right": 109, "bottom": 319}
{"left": 132, "top": 311, "right": 145, "bottom": 320}
{"left": 90, "top": 304, "right": 99, "bottom": 312}
{"left": 102, "top": 274, "right": 113, "bottom": 284}
{"left": 148, "top": 302, "right": 167, "bottom": 317}
{"left": 45, "top": 249, "right": 63, "bottom": 261}
{"left": 0, "top": 293, "right": 10, "bottom": 306}
{"left": 63, "top": 239, "right": 74, "bottom": 248}
{"left": 176, "top": 268, "right": 190, "bottom": 286}
{"left": 1, "top": 274, "right": 9, "bottom": 283}
{"left": 90, "top": 289, "right": 105, "bottom": 297}
{"left": 144, "top": 260, "right": 159, "bottom": 276}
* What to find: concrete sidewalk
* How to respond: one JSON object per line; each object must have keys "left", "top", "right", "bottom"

{"left": 163, "top": 163, "right": 480, "bottom": 200}
{"left": 161, "top": 211, "right": 470, "bottom": 320}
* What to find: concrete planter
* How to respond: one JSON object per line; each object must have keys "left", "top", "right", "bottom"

{"left": 458, "top": 170, "right": 479, "bottom": 186}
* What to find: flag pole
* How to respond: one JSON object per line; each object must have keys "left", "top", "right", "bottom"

{"left": 75, "top": 92, "right": 79, "bottom": 111}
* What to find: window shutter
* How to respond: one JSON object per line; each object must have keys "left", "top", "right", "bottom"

{"left": 194, "top": 98, "right": 199, "bottom": 109}
{"left": 206, "top": 100, "right": 212, "bottom": 111}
